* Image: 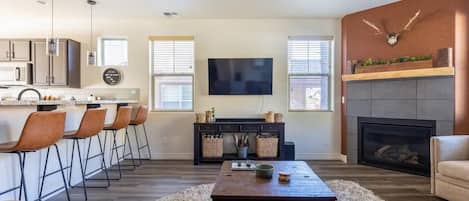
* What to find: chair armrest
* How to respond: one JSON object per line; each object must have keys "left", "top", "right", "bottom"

{"left": 430, "top": 135, "right": 469, "bottom": 194}
{"left": 431, "top": 136, "right": 469, "bottom": 164}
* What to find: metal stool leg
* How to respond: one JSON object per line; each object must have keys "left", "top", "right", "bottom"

{"left": 38, "top": 147, "right": 51, "bottom": 200}
{"left": 75, "top": 139, "right": 88, "bottom": 200}
{"left": 17, "top": 152, "right": 28, "bottom": 201}
{"left": 38, "top": 145, "right": 71, "bottom": 201}
{"left": 96, "top": 134, "right": 111, "bottom": 187}
{"left": 133, "top": 125, "right": 143, "bottom": 165}
{"left": 124, "top": 128, "right": 137, "bottom": 168}
{"left": 83, "top": 132, "right": 116, "bottom": 182}
{"left": 54, "top": 144, "right": 71, "bottom": 201}
{"left": 67, "top": 139, "right": 76, "bottom": 187}
{"left": 110, "top": 130, "right": 123, "bottom": 179}
{"left": 143, "top": 124, "right": 151, "bottom": 159}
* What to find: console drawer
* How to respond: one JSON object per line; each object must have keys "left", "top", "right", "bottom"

{"left": 261, "top": 124, "right": 279, "bottom": 132}
{"left": 199, "top": 125, "right": 218, "bottom": 131}
{"left": 220, "top": 125, "right": 240, "bottom": 132}
{"left": 240, "top": 125, "right": 260, "bottom": 132}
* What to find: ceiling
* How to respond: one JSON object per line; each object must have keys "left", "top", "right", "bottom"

{"left": 2, "top": 0, "right": 398, "bottom": 20}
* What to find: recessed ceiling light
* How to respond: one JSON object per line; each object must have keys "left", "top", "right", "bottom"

{"left": 163, "top": 12, "right": 178, "bottom": 17}
{"left": 87, "top": 0, "right": 97, "bottom": 5}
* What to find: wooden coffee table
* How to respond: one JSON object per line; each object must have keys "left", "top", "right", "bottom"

{"left": 211, "top": 161, "right": 336, "bottom": 201}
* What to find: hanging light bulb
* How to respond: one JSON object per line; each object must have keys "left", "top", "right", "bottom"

{"left": 46, "top": 0, "right": 59, "bottom": 56}
{"left": 87, "top": 0, "right": 97, "bottom": 66}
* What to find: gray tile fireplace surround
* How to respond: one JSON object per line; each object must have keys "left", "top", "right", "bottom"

{"left": 346, "top": 77, "right": 454, "bottom": 164}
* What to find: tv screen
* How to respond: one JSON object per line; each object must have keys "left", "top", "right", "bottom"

{"left": 209, "top": 58, "right": 273, "bottom": 95}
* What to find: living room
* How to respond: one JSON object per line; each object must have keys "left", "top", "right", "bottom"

{"left": 0, "top": 0, "right": 467, "bottom": 201}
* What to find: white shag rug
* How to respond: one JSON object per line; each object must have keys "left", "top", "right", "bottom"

{"left": 156, "top": 180, "right": 385, "bottom": 201}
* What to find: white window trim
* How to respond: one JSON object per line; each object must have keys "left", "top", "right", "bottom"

{"left": 150, "top": 38, "right": 195, "bottom": 112}
{"left": 97, "top": 36, "right": 129, "bottom": 67}
{"left": 287, "top": 36, "right": 334, "bottom": 112}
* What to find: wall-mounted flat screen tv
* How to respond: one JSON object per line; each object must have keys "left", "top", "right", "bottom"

{"left": 208, "top": 58, "right": 273, "bottom": 95}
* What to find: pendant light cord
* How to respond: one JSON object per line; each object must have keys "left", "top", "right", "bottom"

{"left": 90, "top": 3, "right": 93, "bottom": 49}
{"left": 51, "top": 0, "right": 54, "bottom": 38}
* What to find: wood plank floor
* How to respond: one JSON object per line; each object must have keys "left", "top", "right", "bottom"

{"left": 48, "top": 160, "right": 445, "bottom": 201}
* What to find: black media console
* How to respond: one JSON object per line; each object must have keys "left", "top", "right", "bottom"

{"left": 193, "top": 118, "right": 285, "bottom": 165}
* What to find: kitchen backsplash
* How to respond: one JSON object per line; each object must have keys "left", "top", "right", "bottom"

{"left": 0, "top": 87, "right": 140, "bottom": 101}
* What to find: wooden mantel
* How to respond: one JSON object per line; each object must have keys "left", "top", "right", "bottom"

{"left": 342, "top": 67, "right": 454, "bottom": 81}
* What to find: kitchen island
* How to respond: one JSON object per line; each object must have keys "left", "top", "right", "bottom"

{"left": 0, "top": 99, "right": 139, "bottom": 200}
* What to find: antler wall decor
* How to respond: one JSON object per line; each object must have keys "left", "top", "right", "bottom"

{"left": 362, "top": 10, "right": 421, "bottom": 46}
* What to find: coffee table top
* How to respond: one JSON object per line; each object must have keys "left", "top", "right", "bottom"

{"left": 211, "top": 161, "right": 336, "bottom": 201}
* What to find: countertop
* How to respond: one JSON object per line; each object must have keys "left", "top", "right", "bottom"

{"left": 0, "top": 99, "right": 139, "bottom": 106}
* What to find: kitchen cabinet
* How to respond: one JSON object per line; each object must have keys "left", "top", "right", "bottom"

{"left": 32, "top": 39, "right": 81, "bottom": 88}
{"left": 0, "top": 40, "right": 10, "bottom": 61}
{"left": 51, "top": 42, "right": 67, "bottom": 86}
{"left": 0, "top": 40, "right": 31, "bottom": 62}
{"left": 32, "top": 41, "right": 50, "bottom": 86}
{"left": 11, "top": 40, "right": 32, "bottom": 61}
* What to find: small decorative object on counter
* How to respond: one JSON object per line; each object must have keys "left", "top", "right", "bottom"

{"left": 256, "top": 135, "right": 278, "bottom": 158}
{"left": 436, "top": 48, "right": 453, "bottom": 67}
{"left": 278, "top": 172, "right": 291, "bottom": 182}
{"left": 256, "top": 164, "right": 274, "bottom": 179}
{"left": 202, "top": 135, "right": 223, "bottom": 158}
{"left": 264, "top": 111, "right": 275, "bottom": 123}
{"left": 274, "top": 113, "right": 283, "bottom": 123}
{"left": 211, "top": 107, "right": 216, "bottom": 122}
{"left": 234, "top": 134, "right": 249, "bottom": 159}
{"left": 196, "top": 113, "right": 206, "bottom": 123}
{"left": 206, "top": 111, "right": 214, "bottom": 123}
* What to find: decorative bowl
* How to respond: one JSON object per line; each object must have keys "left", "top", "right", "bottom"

{"left": 256, "top": 164, "right": 274, "bottom": 179}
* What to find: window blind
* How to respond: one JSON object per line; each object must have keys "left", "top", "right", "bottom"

{"left": 287, "top": 36, "right": 333, "bottom": 111}
{"left": 152, "top": 40, "right": 194, "bottom": 74}
{"left": 288, "top": 38, "right": 331, "bottom": 74}
{"left": 151, "top": 36, "right": 195, "bottom": 111}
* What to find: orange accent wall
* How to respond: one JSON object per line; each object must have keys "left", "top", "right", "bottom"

{"left": 341, "top": 0, "right": 469, "bottom": 154}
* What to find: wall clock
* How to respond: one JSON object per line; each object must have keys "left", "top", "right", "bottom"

{"left": 102, "top": 68, "right": 122, "bottom": 85}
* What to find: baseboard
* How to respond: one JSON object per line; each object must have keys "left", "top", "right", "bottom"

{"left": 150, "top": 153, "right": 193, "bottom": 160}
{"left": 339, "top": 154, "right": 347, "bottom": 163}
{"left": 295, "top": 153, "right": 342, "bottom": 160}
{"left": 148, "top": 152, "right": 343, "bottom": 160}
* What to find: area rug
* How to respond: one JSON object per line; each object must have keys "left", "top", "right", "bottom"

{"left": 156, "top": 180, "right": 385, "bottom": 201}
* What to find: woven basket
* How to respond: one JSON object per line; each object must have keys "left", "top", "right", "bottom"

{"left": 256, "top": 136, "right": 278, "bottom": 158}
{"left": 202, "top": 137, "right": 223, "bottom": 158}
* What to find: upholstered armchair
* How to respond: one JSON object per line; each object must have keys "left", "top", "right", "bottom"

{"left": 431, "top": 136, "right": 469, "bottom": 201}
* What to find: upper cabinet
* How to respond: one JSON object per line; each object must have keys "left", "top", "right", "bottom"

{"left": 32, "top": 39, "right": 81, "bottom": 88}
{"left": 0, "top": 40, "right": 31, "bottom": 62}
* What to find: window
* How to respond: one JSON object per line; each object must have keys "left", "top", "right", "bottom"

{"left": 288, "top": 36, "right": 333, "bottom": 111}
{"left": 151, "top": 36, "right": 194, "bottom": 111}
{"left": 99, "top": 38, "right": 128, "bottom": 66}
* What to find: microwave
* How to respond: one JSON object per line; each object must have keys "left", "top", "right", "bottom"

{"left": 0, "top": 64, "right": 32, "bottom": 86}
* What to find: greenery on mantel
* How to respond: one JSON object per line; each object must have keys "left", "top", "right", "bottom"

{"left": 358, "top": 55, "right": 433, "bottom": 67}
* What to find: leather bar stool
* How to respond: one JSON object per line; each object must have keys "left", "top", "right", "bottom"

{"left": 129, "top": 105, "right": 151, "bottom": 165}
{"left": 0, "top": 112, "right": 70, "bottom": 201}
{"left": 99, "top": 106, "right": 136, "bottom": 180}
{"left": 62, "top": 108, "right": 109, "bottom": 200}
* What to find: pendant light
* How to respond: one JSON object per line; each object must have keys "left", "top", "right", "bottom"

{"left": 46, "top": 0, "right": 59, "bottom": 56}
{"left": 87, "top": 0, "right": 97, "bottom": 66}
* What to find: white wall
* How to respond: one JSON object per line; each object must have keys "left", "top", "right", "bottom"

{"left": 0, "top": 18, "right": 342, "bottom": 160}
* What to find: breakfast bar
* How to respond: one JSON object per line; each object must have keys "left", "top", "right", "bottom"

{"left": 0, "top": 99, "right": 139, "bottom": 200}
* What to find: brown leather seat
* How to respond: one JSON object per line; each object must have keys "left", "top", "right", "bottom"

{"left": 129, "top": 105, "right": 148, "bottom": 126}
{"left": 104, "top": 106, "right": 132, "bottom": 130}
{"left": 0, "top": 111, "right": 66, "bottom": 152}
{"left": 63, "top": 109, "right": 107, "bottom": 139}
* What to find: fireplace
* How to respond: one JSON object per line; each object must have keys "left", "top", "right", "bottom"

{"left": 358, "top": 117, "right": 436, "bottom": 176}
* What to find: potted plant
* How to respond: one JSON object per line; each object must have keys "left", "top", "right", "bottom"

{"left": 354, "top": 55, "right": 433, "bottom": 74}
{"left": 234, "top": 134, "right": 249, "bottom": 159}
